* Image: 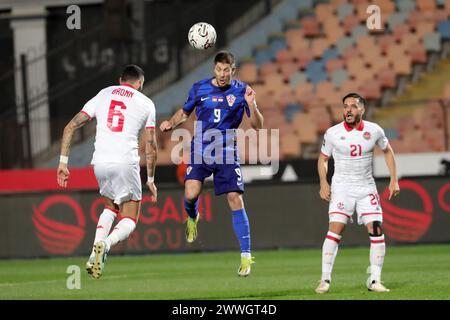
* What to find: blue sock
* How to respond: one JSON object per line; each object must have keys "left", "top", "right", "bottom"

{"left": 231, "top": 208, "right": 251, "bottom": 253}
{"left": 184, "top": 197, "right": 199, "bottom": 219}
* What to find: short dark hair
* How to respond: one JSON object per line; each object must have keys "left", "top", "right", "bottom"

{"left": 120, "top": 64, "right": 145, "bottom": 82}
{"left": 342, "top": 92, "right": 366, "bottom": 106}
{"left": 214, "top": 51, "right": 235, "bottom": 67}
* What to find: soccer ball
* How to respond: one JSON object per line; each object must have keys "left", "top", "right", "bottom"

{"left": 188, "top": 22, "right": 217, "bottom": 50}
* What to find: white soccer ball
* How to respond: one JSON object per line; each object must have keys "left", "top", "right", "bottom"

{"left": 188, "top": 22, "right": 217, "bottom": 50}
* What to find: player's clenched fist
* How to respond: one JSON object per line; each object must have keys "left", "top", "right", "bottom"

{"left": 244, "top": 85, "right": 256, "bottom": 106}
{"left": 319, "top": 182, "right": 331, "bottom": 201}
{"left": 160, "top": 120, "right": 173, "bottom": 132}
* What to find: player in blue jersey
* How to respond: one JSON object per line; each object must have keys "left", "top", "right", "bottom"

{"left": 160, "top": 51, "right": 264, "bottom": 276}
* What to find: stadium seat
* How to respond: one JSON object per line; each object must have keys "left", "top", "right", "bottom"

{"left": 437, "top": 20, "right": 450, "bottom": 40}
{"left": 296, "top": 47, "right": 315, "bottom": 68}
{"left": 331, "top": 68, "right": 349, "bottom": 88}
{"left": 393, "top": 24, "right": 411, "bottom": 42}
{"left": 289, "top": 71, "right": 308, "bottom": 88}
{"left": 325, "top": 24, "right": 345, "bottom": 46}
{"left": 370, "top": 55, "right": 390, "bottom": 73}
{"left": 396, "top": 0, "right": 416, "bottom": 13}
{"left": 387, "top": 12, "right": 409, "bottom": 30}
{"left": 315, "top": 2, "right": 336, "bottom": 24}
{"left": 325, "top": 58, "right": 345, "bottom": 74}
{"left": 279, "top": 62, "right": 300, "bottom": 81}
{"left": 237, "top": 62, "right": 257, "bottom": 83}
{"left": 284, "top": 103, "right": 304, "bottom": 123}
{"left": 393, "top": 55, "right": 412, "bottom": 76}
{"left": 343, "top": 15, "right": 361, "bottom": 34}
{"left": 400, "top": 32, "right": 421, "bottom": 48}
{"left": 259, "top": 62, "right": 279, "bottom": 78}
{"left": 359, "top": 79, "right": 381, "bottom": 100}
{"left": 269, "top": 34, "right": 288, "bottom": 57}
{"left": 355, "top": 2, "right": 372, "bottom": 22}
{"left": 301, "top": 16, "right": 321, "bottom": 37}
{"left": 377, "top": 34, "right": 396, "bottom": 53}
{"left": 414, "top": 21, "right": 437, "bottom": 38}
{"left": 416, "top": 0, "right": 436, "bottom": 12}
{"left": 322, "top": 47, "right": 339, "bottom": 62}
{"left": 424, "top": 32, "right": 442, "bottom": 51}
{"left": 377, "top": 0, "right": 396, "bottom": 16}
{"left": 254, "top": 45, "right": 274, "bottom": 65}
{"left": 336, "top": 3, "right": 354, "bottom": 22}
{"left": 336, "top": 36, "right": 355, "bottom": 55}
{"left": 408, "top": 42, "right": 428, "bottom": 64}
{"left": 276, "top": 48, "right": 296, "bottom": 63}
{"left": 305, "top": 60, "right": 327, "bottom": 84}
{"left": 311, "top": 38, "right": 330, "bottom": 58}
{"left": 433, "top": 10, "right": 449, "bottom": 24}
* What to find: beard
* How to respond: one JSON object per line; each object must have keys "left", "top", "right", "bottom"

{"left": 343, "top": 113, "right": 361, "bottom": 125}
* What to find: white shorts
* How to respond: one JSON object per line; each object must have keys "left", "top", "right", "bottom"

{"left": 328, "top": 184, "right": 383, "bottom": 225}
{"left": 93, "top": 163, "right": 142, "bottom": 205}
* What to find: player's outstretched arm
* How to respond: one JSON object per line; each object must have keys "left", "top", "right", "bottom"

{"left": 318, "top": 153, "right": 331, "bottom": 201}
{"left": 57, "top": 112, "right": 90, "bottom": 188}
{"left": 383, "top": 143, "right": 400, "bottom": 200}
{"left": 160, "top": 109, "right": 189, "bottom": 132}
{"left": 145, "top": 127, "right": 158, "bottom": 203}
{"left": 245, "top": 86, "right": 264, "bottom": 129}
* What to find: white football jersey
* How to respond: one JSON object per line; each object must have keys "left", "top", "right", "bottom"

{"left": 321, "top": 120, "right": 388, "bottom": 186}
{"left": 81, "top": 84, "right": 156, "bottom": 165}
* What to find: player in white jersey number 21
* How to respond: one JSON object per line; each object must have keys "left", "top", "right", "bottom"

{"left": 57, "top": 65, "right": 158, "bottom": 279}
{"left": 315, "top": 93, "right": 400, "bottom": 294}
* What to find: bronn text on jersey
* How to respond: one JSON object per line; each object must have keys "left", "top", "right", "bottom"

{"left": 112, "top": 88, "right": 134, "bottom": 98}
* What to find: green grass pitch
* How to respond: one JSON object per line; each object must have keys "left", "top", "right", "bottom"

{"left": 1, "top": 244, "right": 449, "bottom": 299}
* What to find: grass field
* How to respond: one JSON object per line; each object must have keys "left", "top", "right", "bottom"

{"left": 1, "top": 244, "right": 449, "bottom": 300}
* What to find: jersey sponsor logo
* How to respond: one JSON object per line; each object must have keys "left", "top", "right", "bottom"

{"left": 363, "top": 131, "right": 371, "bottom": 140}
{"left": 226, "top": 94, "right": 236, "bottom": 107}
{"left": 212, "top": 96, "right": 223, "bottom": 102}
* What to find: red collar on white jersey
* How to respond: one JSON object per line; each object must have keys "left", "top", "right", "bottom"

{"left": 344, "top": 120, "right": 364, "bottom": 132}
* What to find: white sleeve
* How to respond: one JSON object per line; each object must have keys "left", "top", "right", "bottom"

{"left": 320, "top": 130, "right": 333, "bottom": 157}
{"left": 81, "top": 92, "right": 102, "bottom": 119}
{"left": 145, "top": 101, "right": 156, "bottom": 129}
{"left": 376, "top": 125, "right": 389, "bottom": 150}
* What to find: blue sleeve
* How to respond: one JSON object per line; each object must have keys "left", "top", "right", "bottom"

{"left": 182, "top": 85, "right": 197, "bottom": 114}
{"left": 243, "top": 86, "right": 250, "bottom": 117}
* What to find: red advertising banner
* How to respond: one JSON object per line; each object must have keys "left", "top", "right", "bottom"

{"left": 1, "top": 177, "right": 450, "bottom": 258}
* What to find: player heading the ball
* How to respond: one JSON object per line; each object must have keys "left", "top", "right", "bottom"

{"left": 160, "top": 51, "right": 264, "bottom": 276}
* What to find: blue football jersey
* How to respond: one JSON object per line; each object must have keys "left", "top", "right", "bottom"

{"left": 183, "top": 77, "right": 251, "bottom": 163}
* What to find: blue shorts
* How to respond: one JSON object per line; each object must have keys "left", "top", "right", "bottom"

{"left": 185, "top": 161, "right": 245, "bottom": 196}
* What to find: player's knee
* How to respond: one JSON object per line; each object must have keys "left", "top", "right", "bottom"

{"left": 227, "top": 192, "right": 243, "bottom": 207}
{"left": 369, "top": 221, "right": 383, "bottom": 236}
{"left": 184, "top": 190, "right": 199, "bottom": 203}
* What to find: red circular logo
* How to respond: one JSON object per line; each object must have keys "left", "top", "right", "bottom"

{"left": 381, "top": 180, "right": 433, "bottom": 242}
{"left": 32, "top": 195, "right": 85, "bottom": 255}
{"left": 363, "top": 131, "right": 371, "bottom": 140}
